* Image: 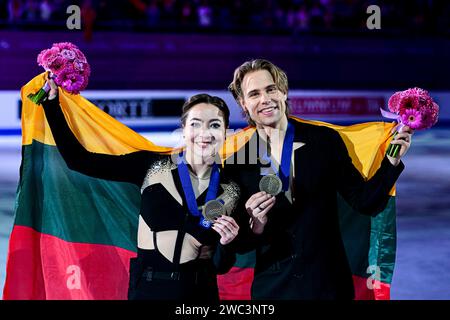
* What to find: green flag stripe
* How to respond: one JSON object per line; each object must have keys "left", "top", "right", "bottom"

{"left": 14, "top": 140, "right": 140, "bottom": 252}
{"left": 338, "top": 193, "right": 396, "bottom": 283}
{"left": 369, "top": 198, "right": 397, "bottom": 284}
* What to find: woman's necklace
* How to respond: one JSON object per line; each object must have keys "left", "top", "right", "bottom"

{"left": 188, "top": 167, "right": 212, "bottom": 180}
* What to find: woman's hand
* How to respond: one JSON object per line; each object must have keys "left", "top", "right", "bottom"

{"left": 245, "top": 191, "right": 275, "bottom": 234}
{"left": 47, "top": 76, "right": 58, "bottom": 100}
{"left": 212, "top": 215, "right": 240, "bottom": 245}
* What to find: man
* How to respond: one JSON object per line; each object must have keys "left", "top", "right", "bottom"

{"left": 223, "top": 59, "right": 412, "bottom": 299}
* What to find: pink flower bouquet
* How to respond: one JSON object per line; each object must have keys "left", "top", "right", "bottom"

{"left": 381, "top": 87, "right": 439, "bottom": 157}
{"left": 28, "top": 42, "right": 90, "bottom": 105}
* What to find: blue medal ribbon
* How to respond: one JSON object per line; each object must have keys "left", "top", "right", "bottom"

{"left": 177, "top": 153, "right": 220, "bottom": 229}
{"left": 261, "top": 122, "right": 295, "bottom": 191}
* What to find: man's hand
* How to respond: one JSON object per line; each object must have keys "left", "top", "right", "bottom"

{"left": 245, "top": 191, "right": 275, "bottom": 234}
{"left": 387, "top": 125, "right": 414, "bottom": 166}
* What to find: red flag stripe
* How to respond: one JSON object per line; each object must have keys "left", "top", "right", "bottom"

{"left": 3, "top": 225, "right": 136, "bottom": 300}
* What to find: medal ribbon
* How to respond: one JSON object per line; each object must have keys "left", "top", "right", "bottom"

{"left": 177, "top": 153, "right": 220, "bottom": 228}
{"left": 261, "top": 122, "right": 295, "bottom": 191}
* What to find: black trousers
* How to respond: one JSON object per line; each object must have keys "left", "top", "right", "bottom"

{"left": 128, "top": 258, "right": 219, "bottom": 301}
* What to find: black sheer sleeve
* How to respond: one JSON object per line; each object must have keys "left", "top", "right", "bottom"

{"left": 41, "top": 95, "right": 161, "bottom": 186}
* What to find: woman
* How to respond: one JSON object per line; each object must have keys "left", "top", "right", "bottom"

{"left": 41, "top": 79, "right": 240, "bottom": 301}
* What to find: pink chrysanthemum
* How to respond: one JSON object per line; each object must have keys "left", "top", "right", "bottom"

{"left": 385, "top": 87, "right": 439, "bottom": 131}
{"left": 398, "top": 94, "right": 420, "bottom": 113}
{"left": 388, "top": 91, "right": 403, "bottom": 113}
{"left": 418, "top": 102, "right": 439, "bottom": 130}
{"left": 73, "top": 60, "right": 85, "bottom": 72}
{"left": 47, "top": 56, "right": 66, "bottom": 73}
{"left": 400, "top": 108, "right": 423, "bottom": 130}
{"left": 56, "top": 69, "right": 85, "bottom": 94}
{"left": 391, "top": 87, "right": 431, "bottom": 112}
{"left": 75, "top": 50, "right": 88, "bottom": 63}
{"left": 384, "top": 87, "right": 439, "bottom": 157}
{"left": 61, "top": 49, "right": 76, "bottom": 60}
{"left": 37, "top": 47, "right": 60, "bottom": 69}
{"left": 53, "top": 42, "right": 77, "bottom": 51}
{"left": 404, "top": 87, "right": 430, "bottom": 97}
{"left": 35, "top": 42, "right": 90, "bottom": 94}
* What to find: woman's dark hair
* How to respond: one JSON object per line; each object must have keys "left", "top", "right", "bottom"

{"left": 181, "top": 93, "right": 230, "bottom": 129}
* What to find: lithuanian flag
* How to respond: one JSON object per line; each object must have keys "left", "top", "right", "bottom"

{"left": 3, "top": 73, "right": 397, "bottom": 300}
{"left": 3, "top": 73, "right": 171, "bottom": 299}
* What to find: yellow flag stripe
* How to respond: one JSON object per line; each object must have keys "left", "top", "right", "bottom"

{"left": 21, "top": 73, "right": 172, "bottom": 155}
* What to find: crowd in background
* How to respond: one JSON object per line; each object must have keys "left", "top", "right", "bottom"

{"left": 1, "top": 0, "right": 449, "bottom": 35}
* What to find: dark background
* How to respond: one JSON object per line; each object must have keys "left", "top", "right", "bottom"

{"left": 0, "top": 0, "right": 449, "bottom": 91}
